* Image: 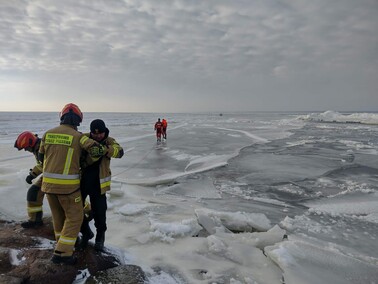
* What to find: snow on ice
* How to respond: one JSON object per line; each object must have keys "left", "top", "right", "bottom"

{"left": 1, "top": 111, "right": 378, "bottom": 283}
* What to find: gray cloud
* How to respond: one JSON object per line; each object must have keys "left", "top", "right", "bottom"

{"left": 0, "top": 0, "right": 377, "bottom": 112}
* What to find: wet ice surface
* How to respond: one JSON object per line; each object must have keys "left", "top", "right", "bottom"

{"left": 1, "top": 111, "right": 378, "bottom": 283}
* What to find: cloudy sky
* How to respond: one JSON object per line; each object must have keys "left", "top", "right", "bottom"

{"left": 0, "top": 0, "right": 377, "bottom": 113}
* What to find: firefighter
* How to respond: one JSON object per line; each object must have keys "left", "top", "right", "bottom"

{"left": 39, "top": 103, "right": 107, "bottom": 265}
{"left": 154, "top": 118, "right": 163, "bottom": 142}
{"left": 79, "top": 119, "right": 124, "bottom": 251}
{"left": 162, "top": 118, "right": 168, "bottom": 139}
{"left": 14, "top": 131, "right": 45, "bottom": 228}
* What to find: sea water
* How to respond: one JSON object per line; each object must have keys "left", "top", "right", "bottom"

{"left": 1, "top": 111, "right": 378, "bottom": 283}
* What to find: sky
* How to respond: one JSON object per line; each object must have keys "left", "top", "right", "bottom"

{"left": 0, "top": 0, "right": 377, "bottom": 113}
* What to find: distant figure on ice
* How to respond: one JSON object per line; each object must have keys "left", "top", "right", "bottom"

{"left": 162, "top": 118, "right": 168, "bottom": 139}
{"left": 154, "top": 118, "right": 163, "bottom": 142}
{"left": 39, "top": 103, "right": 107, "bottom": 265}
{"left": 79, "top": 119, "right": 124, "bottom": 252}
{"left": 14, "top": 131, "right": 44, "bottom": 228}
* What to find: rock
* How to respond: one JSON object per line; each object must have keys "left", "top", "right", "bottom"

{"left": 0, "top": 275, "right": 23, "bottom": 284}
{"left": 20, "top": 217, "right": 55, "bottom": 240}
{"left": 0, "top": 225, "right": 38, "bottom": 248}
{"left": 0, "top": 218, "right": 146, "bottom": 284}
{"left": 76, "top": 246, "right": 120, "bottom": 275}
{"left": 86, "top": 265, "right": 146, "bottom": 284}
{"left": 29, "top": 258, "right": 78, "bottom": 284}
{"left": 0, "top": 247, "right": 13, "bottom": 273}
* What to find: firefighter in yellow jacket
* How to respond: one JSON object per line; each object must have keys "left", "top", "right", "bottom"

{"left": 39, "top": 103, "right": 107, "bottom": 265}
{"left": 79, "top": 119, "right": 124, "bottom": 251}
{"left": 14, "top": 131, "right": 45, "bottom": 228}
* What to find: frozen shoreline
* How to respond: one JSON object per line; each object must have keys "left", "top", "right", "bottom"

{"left": 1, "top": 111, "right": 378, "bottom": 283}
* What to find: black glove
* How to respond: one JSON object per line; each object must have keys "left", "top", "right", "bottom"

{"left": 89, "top": 144, "right": 106, "bottom": 157}
{"left": 119, "top": 148, "right": 124, "bottom": 158}
{"left": 26, "top": 169, "right": 37, "bottom": 184}
{"left": 25, "top": 174, "right": 34, "bottom": 184}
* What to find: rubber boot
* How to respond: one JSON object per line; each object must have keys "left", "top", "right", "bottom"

{"left": 21, "top": 212, "right": 43, "bottom": 229}
{"left": 94, "top": 231, "right": 105, "bottom": 252}
{"left": 79, "top": 220, "right": 94, "bottom": 249}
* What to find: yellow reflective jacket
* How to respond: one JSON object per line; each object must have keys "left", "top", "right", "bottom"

{"left": 29, "top": 139, "right": 43, "bottom": 187}
{"left": 39, "top": 125, "right": 99, "bottom": 194}
{"left": 81, "top": 133, "right": 124, "bottom": 194}
{"left": 31, "top": 140, "right": 43, "bottom": 177}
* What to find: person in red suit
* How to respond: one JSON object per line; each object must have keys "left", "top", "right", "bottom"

{"left": 154, "top": 118, "right": 163, "bottom": 142}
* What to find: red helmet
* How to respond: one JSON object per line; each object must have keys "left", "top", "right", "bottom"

{"left": 14, "top": 131, "right": 38, "bottom": 150}
{"left": 59, "top": 103, "right": 83, "bottom": 122}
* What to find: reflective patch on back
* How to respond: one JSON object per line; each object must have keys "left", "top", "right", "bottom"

{"left": 45, "top": 133, "right": 73, "bottom": 146}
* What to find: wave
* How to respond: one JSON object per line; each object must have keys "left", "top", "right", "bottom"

{"left": 298, "top": 111, "right": 378, "bottom": 125}
{"left": 114, "top": 153, "right": 233, "bottom": 186}
{"left": 216, "top": 127, "right": 270, "bottom": 143}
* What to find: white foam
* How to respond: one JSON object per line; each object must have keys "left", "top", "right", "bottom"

{"left": 299, "top": 111, "right": 378, "bottom": 125}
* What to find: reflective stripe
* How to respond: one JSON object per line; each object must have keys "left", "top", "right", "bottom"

{"left": 44, "top": 172, "right": 80, "bottom": 179}
{"left": 100, "top": 176, "right": 111, "bottom": 189}
{"left": 55, "top": 232, "right": 61, "bottom": 240}
{"left": 100, "top": 176, "right": 111, "bottom": 183}
{"left": 43, "top": 172, "right": 80, "bottom": 185}
{"left": 43, "top": 177, "right": 80, "bottom": 185}
{"left": 36, "top": 163, "right": 43, "bottom": 173}
{"left": 45, "top": 133, "right": 73, "bottom": 146}
{"left": 63, "top": 148, "right": 74, "bottom": 175}
{"left": 112, "top": 146, "right": 119, "bottom": 158}
{"left": 80, "top": 135, "right": 89, "bottom": 145}
{"left": 58, "top": 235, "right": 77, "bottom": 245}
{"left": 100, "top": 180, "right": 111, "bottom": 189}
{"left": 27, "top": 206, "right": 43, "bottom": 213}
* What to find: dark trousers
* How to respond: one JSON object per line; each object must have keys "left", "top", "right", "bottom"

{"left": 80, "top": 163, "right": 107, "bottom": 235}
{"left": 26, "top": 184, "right": 45, "bottom": 222}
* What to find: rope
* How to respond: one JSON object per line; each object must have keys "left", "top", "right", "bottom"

{"left": 112, "top": 145, "right": 156, "bottom": 178}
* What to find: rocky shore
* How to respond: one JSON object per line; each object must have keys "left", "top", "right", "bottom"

{"left": 0, "top": 218, "right": 146, "bottom": 284}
